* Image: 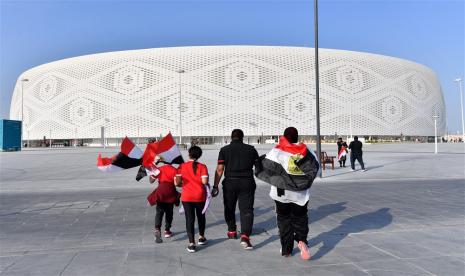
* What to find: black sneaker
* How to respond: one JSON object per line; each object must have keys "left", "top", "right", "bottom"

{"left": 186, "top": 244, "right": 196, "bottom": 253}
{"left": 198, "top": 237, "right": 208, "bottom": 245}
{"left": 154, "top": 229, "right": 162, "bottom": 244}
{"left": 240, "top": 235, "right": 253, "bottom": 250}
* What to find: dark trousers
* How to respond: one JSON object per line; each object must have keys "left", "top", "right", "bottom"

{"left": 275, "top": 201, "right": 309, "bottom": 256}
{"left": 155, "top": 202, "right": 174, "bottom": 231}
{"left": 222, "top": 178, "right": 256, "bottom": 237}
{"left": 339, "top": 159, "right": 346, "bottom": 167}
{"left": 350, "top": 153, "right": 365, "bottom": 170}
{"left": 182, "top": 201, "right": 206, "bottom": 244}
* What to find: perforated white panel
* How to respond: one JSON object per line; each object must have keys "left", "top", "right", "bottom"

{"left": 10, "top": 46, "right": 446, "bottom": 139}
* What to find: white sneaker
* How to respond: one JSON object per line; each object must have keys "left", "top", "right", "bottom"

{"left": 351, "top": 169, "right": 355, "bottom": 172}
{"left": 362, "top": 169, "right": 367, "bottom": 172}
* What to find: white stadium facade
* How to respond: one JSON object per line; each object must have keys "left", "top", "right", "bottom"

{"left": 10, "top": 46, "right": 445, "bottom": 144}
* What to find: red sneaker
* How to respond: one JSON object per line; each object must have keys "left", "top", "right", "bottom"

{"left": 240, "top": 235, "right": 253, "bottom": 250}
{"left": 297, "top": 241, "right": 311, "bottom": 260}
{"left": 227, "top": 231, "right": 238, "bottom": 239}
{"left": 164, "top": 230, "right": 173, "bottom": 238}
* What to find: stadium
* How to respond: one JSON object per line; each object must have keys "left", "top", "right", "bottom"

{"left": 9, "top": 46, "right": 445, "bottom": 145}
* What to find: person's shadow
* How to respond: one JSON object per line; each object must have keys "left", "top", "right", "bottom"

{"left": 309, "top": 202, "right": 347, "bottom": 224}
{"left": 308, "top": 207, "right": 392, "bottom": 260}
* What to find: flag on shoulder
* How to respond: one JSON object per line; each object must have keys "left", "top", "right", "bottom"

{"left": 255, "top": 136, "right": 319, "bottom": 191}
{"left": 97, "top": 137, "right": 143, "bottom": 172}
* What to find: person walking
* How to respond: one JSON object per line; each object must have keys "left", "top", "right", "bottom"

{"left": 175, "top": 146, "right": 209, "bottom": 253}
{"left": 348, "top": 136, "right": 366, "bottom": 171}
{"left": 255, "top": 127, "right": 319, "bottom": 260}
{"left": 213, "top": 129, "right": 259, "bottom": 250}
{"left": 148, "top": 163, "right": 180, "bottom": 243}
{"left": 336, "top": 138, "right": 348, "bottom": 167}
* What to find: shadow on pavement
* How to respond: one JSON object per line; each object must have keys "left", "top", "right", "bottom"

{"left": 309, "top": 202, "right": 347, "bottom": 224}
{"left": 308, "top": 208, "right": 392, "bottom": 260}
{"left": 253, "top": 202, "right": 349, "bottom": 250}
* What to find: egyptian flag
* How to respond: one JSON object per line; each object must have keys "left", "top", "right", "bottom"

{"left": 338, "top": 145, "right": 347, "bottom": 160}
{"left": 136, "top": 133, "right": 183, "bottom": 181}
{"left": 97, "top": 137, "right": 143, "bottom": 172}
{"left": 255, "top": 136, "right": 319, "bottom": 191}
{"left": 143, "top": 133, "right": 184, "bottom": 167}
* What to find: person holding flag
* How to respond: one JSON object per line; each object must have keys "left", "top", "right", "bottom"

{"left": 147, "top": 159, "right": 180, "bottom": 244}
{"left": 255, "top": 127, "right": 319, "bottom": 260}
{"left": 336, "top": 137, "right": 348, "bottom": 168}
{"left": 175, "top": 146, "right": 210, "bottom": 253}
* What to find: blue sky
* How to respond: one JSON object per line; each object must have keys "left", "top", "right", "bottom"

{"left": 1, "top": 0, "right": 464, "bottom": 133}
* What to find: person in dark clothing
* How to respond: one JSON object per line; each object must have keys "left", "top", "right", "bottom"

{"left": 336, "top": 138, "right": 348, "bottom": 167}
{"left": 213, "top": 129, "right": 259, "bottom": 250}
{"left": 348, "top": 136, "right": 366, "bottom": 171}
{"left": 263, "top": 127, "right": 315, "bottom": 260}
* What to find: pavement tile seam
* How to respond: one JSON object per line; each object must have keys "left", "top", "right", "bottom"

{"left": 57, "top": 252, "right": 79, "bottom": 276}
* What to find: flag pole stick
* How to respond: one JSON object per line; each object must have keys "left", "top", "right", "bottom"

{"left": 314, "top": 0, "right": 322, "bottom": 178}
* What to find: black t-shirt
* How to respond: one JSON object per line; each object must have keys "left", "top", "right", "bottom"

{"left": 218, "top": 140, "right": 259, "bottom": 178}
{"left": 349, "top": 140, "right": 363, "bottom": 155}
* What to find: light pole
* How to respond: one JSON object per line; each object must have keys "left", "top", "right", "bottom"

{"left": 454, "top": 78, "right": 464, "bottom": 142}
{"left": 21, "top": 78, "right": 29, "bottom": 147}
{"left": 177, "top": 69, "right": 185, "bottom": 144}
{"left": 314, "top": 0, "right": 322, "bottom": 177}
{"left": 433, "top": 115, "right": 439, "bottom": 154}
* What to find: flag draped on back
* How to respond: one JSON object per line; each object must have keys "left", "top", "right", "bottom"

{"left": 97, "top": 137, "right": 143, "bottom": 172}
{"left": 255, "top": 136, "right": 319, "bottom": 191}
{"left": 338, "top": 145, "right": 347, "bottom": 160}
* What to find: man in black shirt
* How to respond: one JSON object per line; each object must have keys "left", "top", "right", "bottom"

{"left": 348, "top": 136, "right": 366, "bottom": 171}
{"left": 213, "top": 129, "right": 259, "bottom": 250}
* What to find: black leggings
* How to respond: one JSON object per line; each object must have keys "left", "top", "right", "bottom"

{"left": 182, "top": 201, "right": 206, "bottom": 244}
{"left": 155, "top": 202, "right": 174, "bottom": 231}
{"left": 275, "top": 200, "right": 309, "bottom": 256}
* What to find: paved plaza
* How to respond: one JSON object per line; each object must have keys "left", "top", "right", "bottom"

{"left": 0, "top": 143, "right": 464, "bottom": 275}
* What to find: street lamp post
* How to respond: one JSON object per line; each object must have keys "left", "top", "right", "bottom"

{"left": 177, "top": 69, "right": 185, "bottom": 144}
{"left": 454, "top": 78, "right": 464, "bottom": 142}
{"left": 21, "top": 78, "right": 29, "bottom": 147}
{"left": 314, "top": 0, "right": 322, "bottom": 177}
{"left": 433, "top": 115, "right": 439, "bottom": 154}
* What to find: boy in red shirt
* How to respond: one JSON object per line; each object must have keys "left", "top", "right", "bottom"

{"left": 175, "top": 146, "right": 209, "bottom": 253}
{"left": 149, "top": 163, "right": 179, "bottom": 243}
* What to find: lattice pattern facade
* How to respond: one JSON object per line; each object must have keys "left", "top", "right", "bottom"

{"left": 10, "top": 46, "right": 446, "bottom": 139}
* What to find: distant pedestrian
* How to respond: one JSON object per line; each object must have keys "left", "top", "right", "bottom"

{"left": 148, "top": 163, "right": 179, "bottom": 243}
{"left": 213, "top": 129, "right": 259, "bottom": 250}
{"left": 175, "top": 146, "right": 209, "bottom": 253}
{"left": 349, "top": 136, "right": 366, "bottom": 171}
{"left": 336, "top": 138, "right": 348, "bottom": 167}
{"left": 255, "top": 127, "right": 319, "bottom": 260}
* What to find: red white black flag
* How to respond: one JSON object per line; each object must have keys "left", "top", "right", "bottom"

{"left": 136, "top": 133, "right": 184, "bottom": 181}
{"left": 97, "top": 137, "right": 143, "bottom": 172}
{"left": 255, "top": 136, "right": 319, "bottom": 191}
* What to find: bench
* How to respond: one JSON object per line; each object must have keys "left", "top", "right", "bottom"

{"left": 319, "top": 151, "right": 335, "bottom": 170}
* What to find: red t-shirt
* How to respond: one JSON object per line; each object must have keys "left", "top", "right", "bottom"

{"left": 156, "top": 165, "right": 177, "bottom": 184}
{"left": 153, "top": 165, "right": 179, "bottom": 203}
{"left": 177, "top": 161, "right": 208, "bottom": 202}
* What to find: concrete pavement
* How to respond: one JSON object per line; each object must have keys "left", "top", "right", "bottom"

{"left": 0, "top": 143, "right": 464, "bottom": 275}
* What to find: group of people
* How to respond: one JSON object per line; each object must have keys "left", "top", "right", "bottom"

{"left": 147, "top": 127, "right": 320, "bottom": 260}
{"left": 336, "top": 136, "right": 366, "bottom": 171}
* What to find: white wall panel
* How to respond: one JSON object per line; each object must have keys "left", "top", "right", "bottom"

{"left": 10, "top": 46, "right": 446, "bottom": 139}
